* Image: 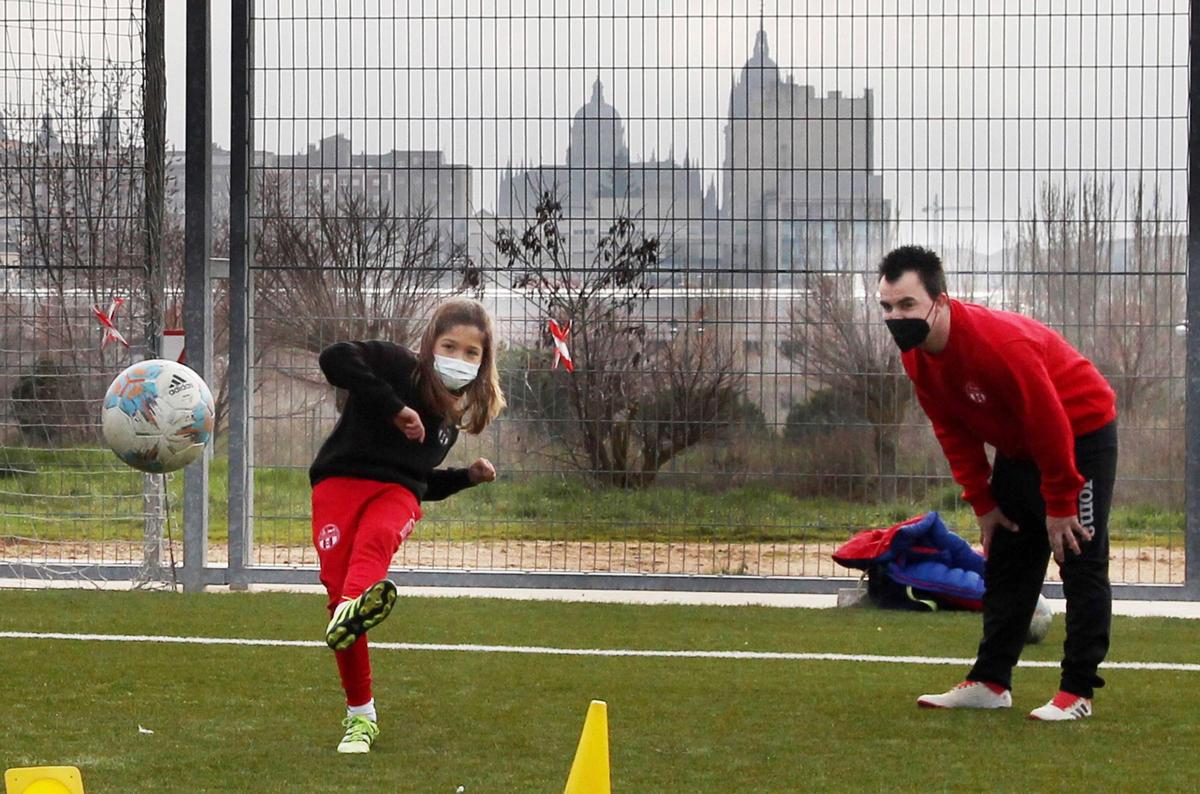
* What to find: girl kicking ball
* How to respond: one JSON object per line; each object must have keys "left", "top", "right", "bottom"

{"left": 309, "top": 298, "right": 505, "bottom": 753}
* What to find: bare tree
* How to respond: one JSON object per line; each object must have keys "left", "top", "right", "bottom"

{"left": 495, "top": 192, "right": 745, "bottom": 488}
{"left": 2, "top": 59, "right": 145, "bottom": 358}
{"left": 1099, "top": 181, "right": 1185, "bottom": 417}
{"left": 1, "top": 59, "right": 146, "bottom": 442}
{"left": 785, "top": 269, "right": 912, "bottom": 484}
{"left": 1016, "top": 176, "right": 1184, "bottom": 418}
{"left": 1018, "top": 179, "right": 1117, "bottom": 344}
{"left": 253, "top": 170, "right": 479, "bottom": 374}
{"left": 635, "top": 308, "right": 747, "bottom": 478}
{"left": 782, "top": 211, "right": 907, "bottom": 492}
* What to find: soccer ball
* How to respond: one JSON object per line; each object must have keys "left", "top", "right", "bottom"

{"left": 101, "top": 359, "right": 215, "bottom": 474}
{"left": 1026, "top": 594, "right": 1053, "bottom": 645}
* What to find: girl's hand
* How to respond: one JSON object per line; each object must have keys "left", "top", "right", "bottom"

{"left": 468, "top": 458, "right": 496, "bottom": 484}
{"left": 393, "top": 406, "right": 425, "bottom": 443}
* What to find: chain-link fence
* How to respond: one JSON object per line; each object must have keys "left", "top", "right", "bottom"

{"left": 231, "top": 1, "right": 1191, "bottom": 591}
{"left": 0, "top": 0, "right": 181, "bottom": 586}
{"left": 0, "top": 2, "right": 1191, "bottom": 594}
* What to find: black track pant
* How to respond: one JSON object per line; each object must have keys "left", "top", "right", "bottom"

{"left": 966, "top": 421, "right": 1118, "bottom": 699}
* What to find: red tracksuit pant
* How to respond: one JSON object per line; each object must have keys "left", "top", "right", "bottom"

{"left": 312, "top": 477, "right": 421, "bottom": 707}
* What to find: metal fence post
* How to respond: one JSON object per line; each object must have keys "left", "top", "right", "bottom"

{"left": 1186, "top": 1, "right": 1200, "bottom": 599}
{"left": 227, "top": 0, "right": 256, "bottom": 590}
{"left": 141, "top": 0, "right": 167, "bottom": 584}
{"left": 182, "top": 0, "right": 213, "bottom": 593}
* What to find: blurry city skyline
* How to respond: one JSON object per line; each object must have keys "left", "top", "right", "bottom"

{"left": 0, "top": 1, "right": 1187, "bottom": 252}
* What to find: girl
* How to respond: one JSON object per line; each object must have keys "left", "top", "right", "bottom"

{"left": 309, "top": 298, "right": 505, "bottom": 754}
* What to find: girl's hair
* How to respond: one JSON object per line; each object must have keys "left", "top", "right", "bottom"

{"left": 414, "top": 298, "right": 506, "bottom": 434}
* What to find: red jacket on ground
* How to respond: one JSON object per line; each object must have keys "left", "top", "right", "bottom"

{"left": 902, "top": 300, "right": 1117, "bottom": 518}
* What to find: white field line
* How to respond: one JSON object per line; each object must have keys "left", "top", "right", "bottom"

{"left": 1, "top": 631, "right": 1198, "bottom": 672}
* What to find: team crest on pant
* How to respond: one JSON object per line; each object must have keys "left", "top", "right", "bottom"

{"left": 964, "top": 381, "right": 988, "bottom": 404}
{"left": 317, "top": 523, "right": 341, "bottom": 550}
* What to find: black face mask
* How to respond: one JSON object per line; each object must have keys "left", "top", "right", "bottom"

{"left": 885, "top": 302, "right": 938, "bottom": 353}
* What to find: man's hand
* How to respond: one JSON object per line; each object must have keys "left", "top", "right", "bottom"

{"left": 468, "top": 458, "right": 496, "bottom": 484}
{"left": 393, "top": 406, "right": 425, "bottom": 443}
{"left": 1047, "top": 514, "right": 1093, "bottom": 564}
{"left": 977, "top": 507, "right": 1019, "bottom": 557}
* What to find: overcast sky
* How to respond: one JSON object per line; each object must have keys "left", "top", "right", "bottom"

{"left": 4, "top": 0, "right": 1190, "bottom": 252}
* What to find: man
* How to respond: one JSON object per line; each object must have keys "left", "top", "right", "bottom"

{"left": 876, "top": 245, "right": 1118, "bottom": 721}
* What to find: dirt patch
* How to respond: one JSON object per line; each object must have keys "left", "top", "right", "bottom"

{"left": 0, "top": 536, "right": 1187, "bottom": 585}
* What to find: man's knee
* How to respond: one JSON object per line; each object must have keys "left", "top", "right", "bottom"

{"left": 1059, "top": 557, "right": 1110, "bottom": 592}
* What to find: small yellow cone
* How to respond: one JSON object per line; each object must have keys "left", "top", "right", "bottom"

{"left": 563, "top": 700, "right": 611, "bottom": 794}
{"left": 4, "top": 767, "right": 85, "bottom": 794}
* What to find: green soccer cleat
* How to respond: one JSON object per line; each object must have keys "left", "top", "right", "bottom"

{"left": 336, "top": 714, "right": 380, "bottom": 754}
{"left": 325, "top": 579, "right": 399, "bottom": 651}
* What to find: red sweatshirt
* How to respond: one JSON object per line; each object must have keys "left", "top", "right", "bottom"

{"left": 902, "top": 300, "right": 1116, "bottom": 518}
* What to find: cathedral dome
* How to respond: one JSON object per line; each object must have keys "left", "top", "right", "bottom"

{"left": 567, "top": 79, "right": 629, "bottom": 168}
{"left": 575, "top": 79, "right": 621, "bottom": 120}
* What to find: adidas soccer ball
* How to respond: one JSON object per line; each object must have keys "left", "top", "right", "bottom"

{"left": 1026, "top": 594, "right": 1053, "bottom": 645}
{"left": 101, "top": 359, "right": 215, "bottom": 474}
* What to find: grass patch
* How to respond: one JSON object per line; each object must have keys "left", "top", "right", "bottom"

{"left": 0, "top": 446, "right": 1186, "bottom": 547}
{"left": 0, "top": 591, "right": 1197, "bottom": 792}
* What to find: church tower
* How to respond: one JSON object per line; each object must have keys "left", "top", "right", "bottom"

{"left": 721, "top": 27, "right": 785, "bottom": 281}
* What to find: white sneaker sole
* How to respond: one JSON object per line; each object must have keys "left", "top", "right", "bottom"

{"left": 1029, "top": 707, "right": 1091, "bottom": 721}
{"left": 918, "top": 699, "right": 1011, "bottom": 709}
{"left": 917, "top": 685, "right": 1012, "bottom": 709}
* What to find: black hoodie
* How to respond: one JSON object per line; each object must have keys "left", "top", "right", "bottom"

{"left": 308, "top": 340, "right": 474, "bottom": 501}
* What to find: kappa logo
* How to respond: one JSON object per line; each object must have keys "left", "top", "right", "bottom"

{"left": 167, "top": 374, "right": 194, "bottom": 397}
{"left": 316, "top": 523, "right": 341, "bottom": 551}
{"left": 964, "top": 381, "right": 988, "bottom": 405}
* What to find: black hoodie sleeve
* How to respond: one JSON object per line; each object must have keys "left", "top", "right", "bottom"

{"left": 318, "top": 341, "right": 409, "bottom": 418}
{"left": 423, "top": 467, "right": 475, "bottom": 501}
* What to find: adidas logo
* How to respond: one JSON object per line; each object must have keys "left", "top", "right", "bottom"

{"left": 167, "top": 374, "right": 193, "bottom": 396}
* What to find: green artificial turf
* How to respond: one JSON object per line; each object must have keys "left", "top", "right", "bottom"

{"left": 1, "top": 591, "right": 1197, "bottom": 792}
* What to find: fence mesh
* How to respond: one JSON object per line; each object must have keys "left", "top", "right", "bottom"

{"left": 0, "top": 0, "right": 179, "bottom": 585}
{"left": 1, "top": 2, "right": 1180, "bottom": 587}
{"left": 240, "top": 1, "right": 1188, "bottom": 585}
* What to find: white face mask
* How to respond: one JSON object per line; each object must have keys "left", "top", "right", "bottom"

{"left": 433, "top": 354, "right": 479, "bottom": 391}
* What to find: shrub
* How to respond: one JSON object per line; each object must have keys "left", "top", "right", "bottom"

{"left": 10, "top": 358, "right": 88, "bottom": 444}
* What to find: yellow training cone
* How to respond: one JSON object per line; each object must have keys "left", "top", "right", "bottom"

{"left": 4, "top": 767, "right": 84, "bottom": 794}
{"left": 563, "top": 700, "right": 611, "bottom": 794}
